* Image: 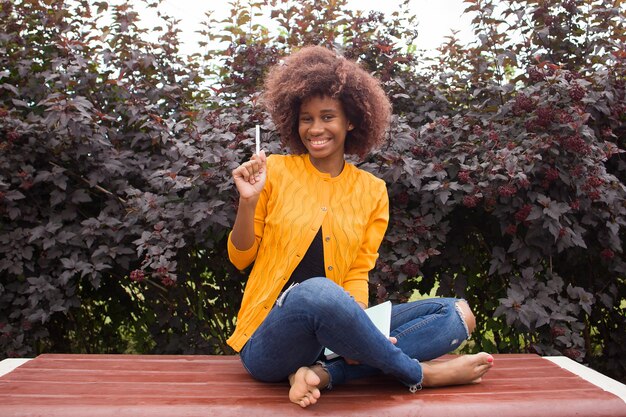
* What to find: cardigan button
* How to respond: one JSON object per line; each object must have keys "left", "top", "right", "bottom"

{"left": 325, "top": 236, "right": 330, "bottom": 242}
{"left": 321, "top": 206, "right": 327, "bottom": 211}
{"left": 327, "top": 266, "right": 333, "bottom": 271}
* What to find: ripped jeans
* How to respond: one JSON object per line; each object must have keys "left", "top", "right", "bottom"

{"left": 239, "top": 277, "right": 470, "bottom": 391}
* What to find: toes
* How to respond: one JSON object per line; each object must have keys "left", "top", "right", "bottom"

{"left": 298, "top": 392, "right": 318, "bottom": 408}
{"left": 475, "top": 364, "right": 491, "bottom": 376}
{"left": 478, "top": 352, "right": 494, "bottom": 363}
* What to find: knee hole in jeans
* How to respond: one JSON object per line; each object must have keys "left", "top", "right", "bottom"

{"left": 455, "top": 300, "right": 476, "bottom": 335}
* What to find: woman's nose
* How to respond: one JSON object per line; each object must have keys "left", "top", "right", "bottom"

{"left": 309, "top": 118, "right": 324, "bottom": 134}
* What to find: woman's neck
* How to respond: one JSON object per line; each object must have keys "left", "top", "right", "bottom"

{"left": 308, "top": 153, "right": 345, "bottom": 177}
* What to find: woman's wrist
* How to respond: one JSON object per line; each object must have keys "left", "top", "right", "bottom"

{"left": 239, "top": 195, "right": 259, "bottom": 207}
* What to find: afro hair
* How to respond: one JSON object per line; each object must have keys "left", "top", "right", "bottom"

{"left": 261, "top": 45, "right": 391, "bottom": 158}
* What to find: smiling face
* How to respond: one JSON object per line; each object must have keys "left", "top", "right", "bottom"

{"left": 298, "top": 95, "right": 354, "bottom": 176}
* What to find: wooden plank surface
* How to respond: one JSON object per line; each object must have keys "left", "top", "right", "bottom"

{"left": 0, "top": 353, "right": 624, "bottom": 417}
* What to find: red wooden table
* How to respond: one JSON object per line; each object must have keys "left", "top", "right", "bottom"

{"left": 1, "top": 353, "right": 624, "bottom": 416}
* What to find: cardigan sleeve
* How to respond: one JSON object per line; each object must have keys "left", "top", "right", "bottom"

{"left": 342, "top": 179, "right": 389, "bottom": 306}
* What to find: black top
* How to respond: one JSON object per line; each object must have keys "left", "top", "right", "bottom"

{"left": 283, "top": 227, "right": 325, "bottom": 289}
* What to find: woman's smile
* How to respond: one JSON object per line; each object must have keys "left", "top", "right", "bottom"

{"left": 309, "top": 137, "right": 331, "bottom": 146}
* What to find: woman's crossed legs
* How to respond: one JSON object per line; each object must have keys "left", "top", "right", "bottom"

{"left": 240, "top": 278, "right": 493, "bottom": 407}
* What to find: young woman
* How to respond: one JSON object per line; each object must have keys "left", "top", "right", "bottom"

{"left": 228, "top": 45, "right": 493, "bottom": 408}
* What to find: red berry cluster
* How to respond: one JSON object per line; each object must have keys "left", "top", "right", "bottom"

{"left": 155, "top": 266, "right": 176, "bottom": 287}
{"left": 130, "top": 269, "right": 145, "bottom": 282}
{"left": 498, "top": 184, "right": 517, "bottom": 197}
{"left": 588, "top": 190, "right": 601, "bottom": 200}
{"left": 563, "top": 70, "right": 580, "bottom": 82}
{"left": 463, "top": 195, "right": 480, "bottom": 208}
{"left": 586, "top": 176, "right": 604, "bottom": 189}
{"left": 161, "top": 276, "right": 175, "bottom": 287}
{"left": 557, "top": 111, "right": 574, "bottom": 124}
{"left": 6, "top": 131, "right": 19, "bottom": 142}
{"left": 569, "top": 83, "right": 586, "bottom": 101}
{"left": 458, "top": 171, "right": 471, "bottom": 183}
{"left": 545, "top": 167, "right": 559, "bottom": 182}
{"left": 561, "top": 135, "right": 589, "bottom": 154}
{"left": 535, "top": 106, "right": 554, "bottom": 127}
{"left": 563, "top": 348, "right": 582, "bottom": 360}
{"left": 438, "top": 117, "right": 451, "bottom": 128}
{"left": 515, "top": 204, "right": 532, "bottom": 222}
{"left": 550, "top": 326, "right": 566, "bottom": 337}
{"left": 513, "top": 93, "right": 535, "bottom": 113}
{"left": 411, "top": 145, "right": 429, "bottom": 157}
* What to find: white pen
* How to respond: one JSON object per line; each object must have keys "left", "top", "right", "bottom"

{"left": 255, "top": 125, "right": 260, "bottom": 155}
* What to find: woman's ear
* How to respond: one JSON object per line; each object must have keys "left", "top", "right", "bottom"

{"left": 347, "top": 122, "right": 354, "bottom": 131}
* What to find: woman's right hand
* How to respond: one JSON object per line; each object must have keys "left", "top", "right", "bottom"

{"left": 232, "top": 150, "right": 267, "bottom": 201}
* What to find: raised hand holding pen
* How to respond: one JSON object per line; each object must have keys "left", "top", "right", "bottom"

{"left": 232, "top": 125, "right": 266, "bottom": 201}
{"left": 232, "top": 150, "right": 266, "bottom": 201}
{"left": 230, "top": 126, "right": 266, "bottom": 251}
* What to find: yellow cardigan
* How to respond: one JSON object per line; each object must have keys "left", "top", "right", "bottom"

{"left": 226, "top": 154, "right": 389, "bottom": 352}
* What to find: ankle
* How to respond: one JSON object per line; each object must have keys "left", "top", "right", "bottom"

{"left": 420, "top": 362, "right": 436, "bottom": 387}
{"left": 311, "top": 364, "right": 330, "bottom": 389}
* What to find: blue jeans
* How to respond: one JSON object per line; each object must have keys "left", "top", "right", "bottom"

{"left": 239, "top": 277, "right": 470, "bottom": 390}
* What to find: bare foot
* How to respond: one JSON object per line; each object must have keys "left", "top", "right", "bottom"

{"left": 421, "top": 352, "right": 494, "bottom": 387}
{"left": 288, "top": 365, "right": 328, "bottom": 408}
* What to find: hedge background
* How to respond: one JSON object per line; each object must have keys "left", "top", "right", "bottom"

{"left": 1, "top": 0, "right": 624, "bottom": 382}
